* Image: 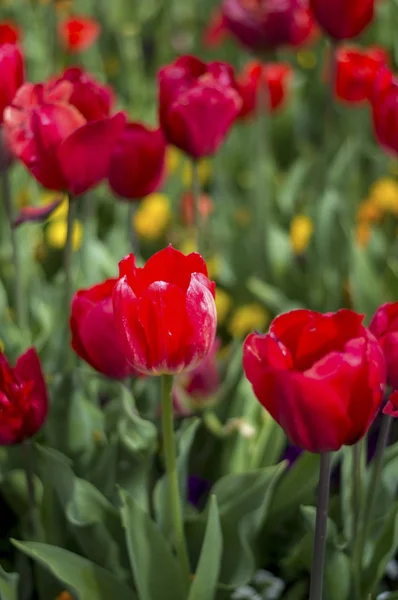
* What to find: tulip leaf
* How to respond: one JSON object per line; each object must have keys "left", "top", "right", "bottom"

{"left": 11, "top": 541, "right": 135, "bottom": 600}
{"left": 349, "top": 245, "right": 386, "bottom": 317}
{"left": 0, "top": 566, "right": 19, "bottom": 600}
{"left": 188, "top": 496, "right": 222, "bottom": 600}
{"left": 362, "top": 501, "right": 398, "bottom": 597}
{"left": 119, "top": 488, "right": 186, "bottom": 600}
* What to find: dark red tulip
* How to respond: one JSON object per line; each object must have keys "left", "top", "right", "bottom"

{"left": 243, "top": 309, "right": 386, "bottom": 453}
{"left": 0, "top": 21, "right": 20, "bottom": 45}
{"left": 59, "top": 16, "right": 100, "bottom": 53}
{"left": 0, "top": 43, "right": 24, "bottom": 124}
{"left": 335, "top": 46, "right": 388, "bottom": 104}
{"left": 70, "top": 279, "right": 138, "bottom": 380}
{"left": 371, "top": 66, "right": 398, "bottom": 157}
{"left": 0, "top": 348, "right": 48, "bottom": 445}
{"left": 158, "top": 55, "right": 242, "bottom": 158}
{"left": 309, "top": 0, "right": 374, "bottom": 40}
{"left": 236, "top": 61, "right": 293, "bottom": 118}
{"left": 222, "top": 0, "right": 315, "bottom": 52}
{"left": 49, "top": 67, "right": 114, "bottom": 121}
{"left": 113, "top": 246, "right": 217, "bottom": 375}
{"left": 108, "top": 123, "right": 166, "bottom": 200}
{"left": 4, "top": 81, "right": 126, "bottom": 195}
{"left": 369, "top": 302, "right": 398, "bottom": 391}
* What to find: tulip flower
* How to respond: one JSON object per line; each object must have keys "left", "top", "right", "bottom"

{"left": 49, "top": 67, "right": 115, "bottom": 121}
{"left": 243, "top": 309, "right": 386, "bottom": 453}
{"left": 108, "top": 122, "right": 166, "bottom": 200}
{"left": 4, "top": 81, "right": 126, "bottom": 195}
{"left": 158, "top": 55, "right": 242, "bottom": 159}
{"left": 335, "top": 46, "right": 387, "bottom": 104}
{"left": 59, "top": 16, "right": 100, "bottom": 53}
{"left": 236, "top": 61, "right": 293, "bottom": 118}
{"left": 371, "top": 66, "right": 398, "bottom": 157}
{"left": 113, "top": 245, "right": 217, "bottom": 375}
{"left": 0, "top": 348, "right": 48, "bottom": 445}
{"left": 0, "top": 21, "right": 20, "bottom": 45}
{"left": 369, "top": 302, "right": 398, "bottom": 391}
{"left": 222, "top": 0, "right": 315, "bottom": 52}
{"left": 70, "top": 279, "right": 138, "bottom": 380}
{"left": 309, "top": 0, "right": 375, "bottom": 40}
{"left": 0, "top": 43, "right": 24, "bottom": 124}
{"left": 202, "top": 9, "right": 228, "bottom": 48}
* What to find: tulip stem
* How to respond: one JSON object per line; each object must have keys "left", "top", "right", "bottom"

{"left": 1, "top": 158, "right": 26, "bottom": 331}
{"left": 161, "top": 374, "right": 191, "bottom": 587}
{"left": 192, "top": 159, "right": 204, "bottom": 256}
{"left": 22, "top": 439, "right": 39, "bottom": 540}
{"left": 309, "top": 452, "right": 332, "bottom": 600}
{"left": 127, "top": 202, "right": 140, "bottom": 255}
{"left": 64, "top": 194, "right": 77, "bottom": 311}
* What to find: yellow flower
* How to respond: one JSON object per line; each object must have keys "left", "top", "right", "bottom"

{"left": 369, "top": 177, "right": 398, "bottom": 215}
{"left": 179, "top": 237, "right": 197, "bottom": 255}
{"left": 297, "top": 50, "right": 317, "bottom": 70}
{"left": 228, "top": 303, "right": 269, "bottom": 338}
{"left": 55, "top": 592, "right": 74, "bottom": 600}
{"left": 46, "top": 220, "right": 83, "bottom": 251}
{"left": 215, "top": 289, "right": 232, "bottom": 325}
{"left": 357, "top": 199, "right": 383, "bottom": 223}
{"left": 356, "top": 222, "right": 372, "bottom": 248}
{"left": 166, "top": 147, "right": 183, "bottom": 175}
{"left": 207, "top": 255, "right": 220, "bottom": 280}
{"left": 134, "top": 194, "right": 171, "bottom": 241}
{"left": 182, "top": 160, "right": 212, "bottom": 188}
{"left": 289, "top": 215, "right": 314, "bottom": 254}
{"left": 40, "top": 192, "right": 69, "bottom": 221}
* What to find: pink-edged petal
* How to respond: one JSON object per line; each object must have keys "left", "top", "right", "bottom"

{"left": 58, "top": 112, "right": 126, "bottom": 196}
{"left": 113, "top": 276, "right": 150, "bottom": 374}
{"left": 13, "top": 196, "right": 63, "bottom": 227}
{"left": 184, "top": 272, "right": 217, "bottom": 369}
{"left": 137, "top": 281, "right": 190, "bottom": 374}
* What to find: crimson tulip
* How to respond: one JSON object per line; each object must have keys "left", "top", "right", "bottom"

{"left": 236, "top": 61, "right": 293, "bottom": 118}
{"left": 158, "top": 55, "right": 242, "bottom": 158}
{"left": 335, "top": 46, "right": 388, "bottom": 104}
{"left": 371, "top": 66, "right": 398, "bottom": 156}
{"left": 369, "top": 302, "right": 398, "bottom": 391}
{"left": 49, "top": 67, "right": 114, "bottom": 121}
{"left": 4, "top": 81, "right": 126, "bottom": 195}
{"left": 0, "top": 348, "right": 48, "bottom": 445}
{"left": 0, "top": 21, "right": 19, "bottom": 45}
{"left": 108, "top": 122, "right": 166, "bottom": 200}
{"left": 59, "top": 16, "right": 100, "bottom": 53}
{"left": 70, "top": 279, "right": 137, "bottom": 380}
{"left": 243, "top": 309, "right": 386, "bottom": 453}
{"left": 113, "top": 245, "right": 217, "bottom": 376}
{"left": 0, "top": 43, "right": 24, "bottom": 124}
{"left": 222, "top": 0, "right": 315, "bottom": 52}
{"left": 309, "top": 0, "right": 374, "bottom": 40}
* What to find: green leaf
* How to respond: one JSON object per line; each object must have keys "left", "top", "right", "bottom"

{"left": 119, "top": 488, "right": 186, "bottom": 600}
{"left": 246, "top": 277, "right": 301, "bottom": 313}
{"left": 11, "top": 541, "right": 135, "bottom": 600}
{"left": 300, "top": 506, "right": 339, "bottom": 549}
{"left": 0, "top": 566, "right": 19, "bottom": 600}
{"left": 349, "top": 245, "right": 385, "bottom": 317}
{"left": 188, "top": 496, "right": 222, "bottom": 600}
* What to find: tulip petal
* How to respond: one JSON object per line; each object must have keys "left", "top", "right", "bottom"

{"left": 185, "top": 273, "right": 217, "bottom": 368}
{"left": 58, "top": 112, "right": 126, "bottom": 196}
{"left": 15, "top": 347, "right": 48, "bottom": 438}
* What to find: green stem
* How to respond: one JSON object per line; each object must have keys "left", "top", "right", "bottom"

{"left": 352, "top": 440, "right": 365, "bottom": 599}
{"left": 23, "top": 439, "right": 39, "bottom": 540}
{"left": 192, "top": 159, "right": 204, "bottom": 256}
{"left": 309, "top": 452, "right": 332, "bottom": 600}
{"left": 1, "top": 155, "right": 26, "bottom": 330}
{"left": 127, "top": 202, "right": 140, "bottom": 255}
{"left": 64, "top": 194, "right": 76, "bottom": 311}
{"left": 161, "top": 375, "right": 191, "bottom": 587}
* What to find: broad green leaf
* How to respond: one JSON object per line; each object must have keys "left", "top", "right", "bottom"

{"left": 0, "top": 566, "right": 19, "bottom": 600}
{"left": 246, "top": 277, "right": 301, "bottom": 313}
{"left": 119, "top": 488, "right": 186, "bottom": 600}
{"left": 188, "top": 497, "right": 222, "bottom": 600}
{"left": 12, "top": 541, "right": 135, "bottom": 600}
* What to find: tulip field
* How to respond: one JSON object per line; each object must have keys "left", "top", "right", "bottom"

{"left": 2, "top": 0, "right": 398, "bottom": 599}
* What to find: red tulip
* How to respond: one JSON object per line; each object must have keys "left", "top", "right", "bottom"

{"left": 203, "top": 9, "right": 229, "bottom": 48}
{"left": 309, "top": 0, "right": 374, "bottom": 40}
{"left": 70, "top": 279, "right": 138, "bottom": 380}
{"left": 222, "top": 0, "right": 315, "bottom": 52}
{"left": 181, "top": 190, "right": 214, "bottom": 227}
{"left": 371, "top": 66, "right": 398, "bottom": 157}
{"left": 158, "top": 55, "right": 242, "bottom": 158}
{"left": 0, "top": 43, "right": 24, "bottom": 124}
{"left": 113, "top": 245, "right": 217, "bottom": 376}
{"left": 335, "top": 46, "right": 388, "bottom": 104}
{"left": 243, "top": 309, "right": 386, "bottom": 453}
{"left": 236, "top": 61, "right": 293, "bottom": 119}
{"left": 4, "top": 81, "right": 126, "bottom": 194}
{"left": 49, "top": 67, "right": 114, "bottom": 121}
{"left": 369, "top": 302, "right": 398, "bottom": 391}
{"left": 0, "top": 348, "right": 48, "bottom": 445}
{"left": 59, "top": 16, "right": 100, "bottom": 53}
{"left": 108, "top": 123, "right": 166, "bottom": 200}
{"left": 0, "top": 21, "right": 20, "bottom": 45}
